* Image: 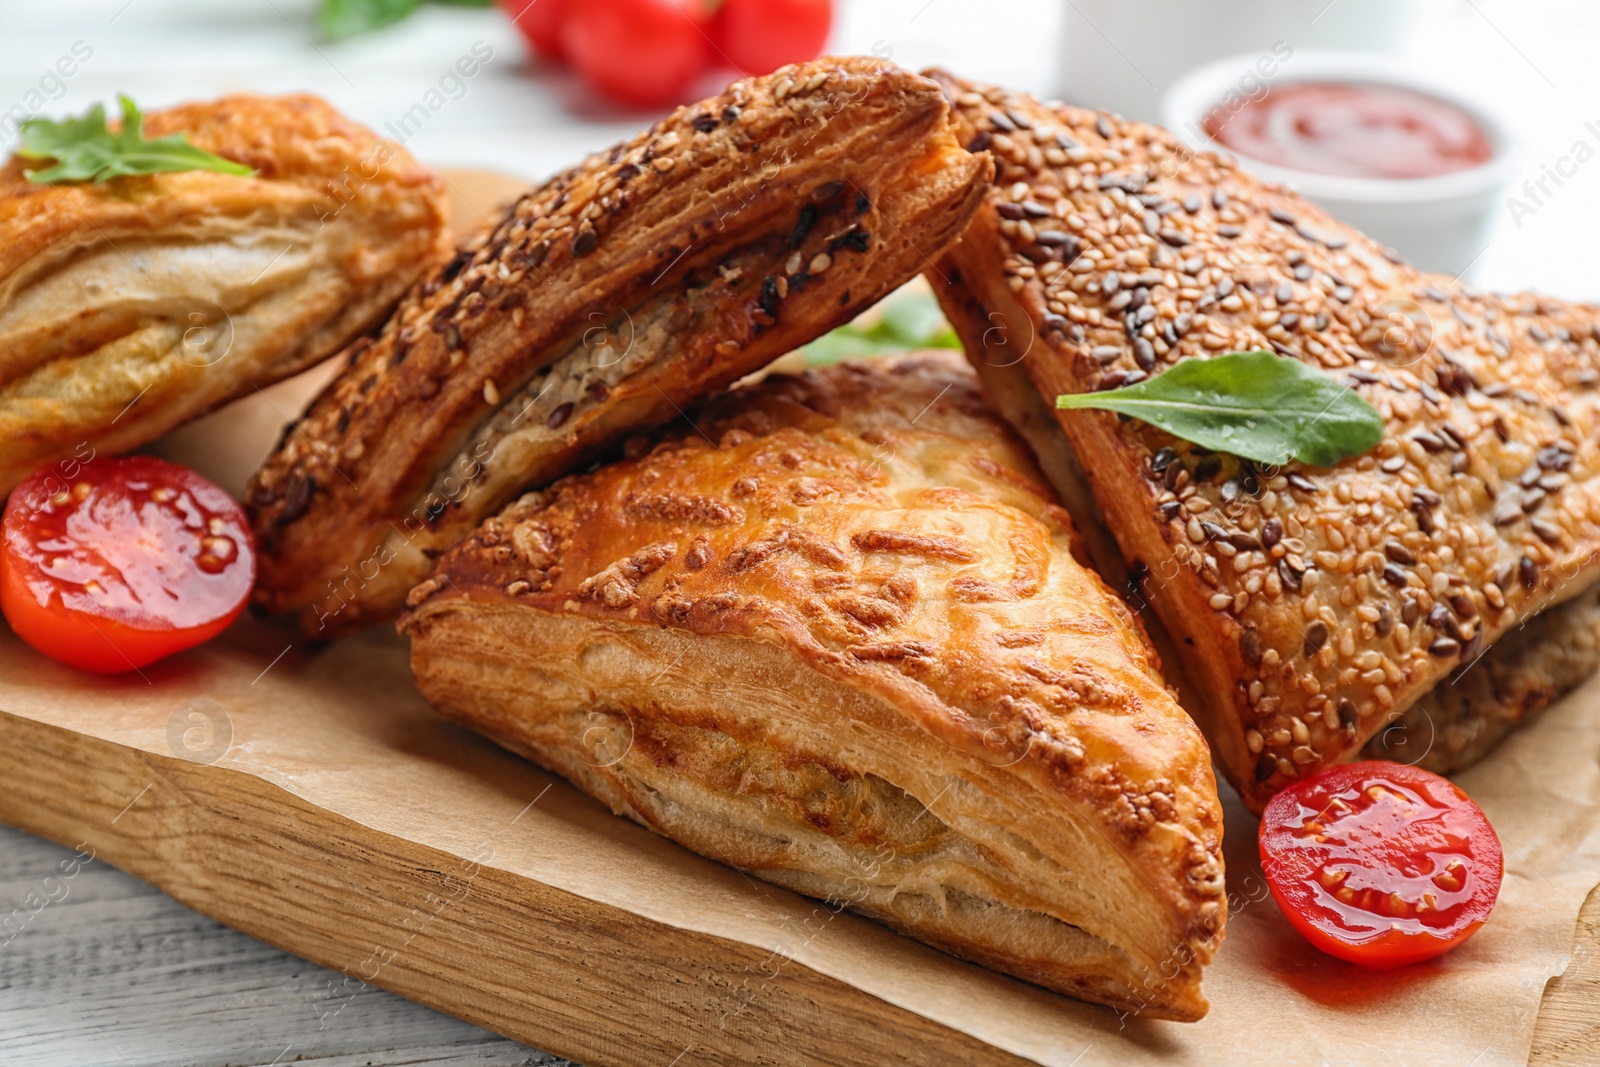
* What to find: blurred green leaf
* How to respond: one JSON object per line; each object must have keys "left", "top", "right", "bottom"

{"left": 802, "top": 292, "right": 962, "bottom": 365}
{"left": 318, "top": 0, "right": 494, "bottom": 40}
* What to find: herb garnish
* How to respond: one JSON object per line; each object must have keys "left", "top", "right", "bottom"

{"left": 20, "top": 95, "right": 253, "bottom": 185}
{"left": 1055, "top": 350, "right": 1384, "bottom": 467}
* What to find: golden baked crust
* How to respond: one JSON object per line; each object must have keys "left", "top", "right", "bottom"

{"left": 247, "top": 57, "right": 992, "bottom": 635}
{"left": 401, "top": 354, "right": 1227, "bottom": 1021}
{"left": 923, "top": 71, "right": 1600, "bottom": 810}
{"left": 0, "top": 93, "right": 449, "bottom": 495}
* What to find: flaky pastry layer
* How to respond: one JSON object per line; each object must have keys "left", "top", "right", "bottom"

{"left": 403, "top": 354, "right": 1226, "bottom": 1020}
{"left": 0, "top": 93, "right": 449, "bottom": 495}
{"left": 248, "top": 57, "right": 991, "bottom": 635}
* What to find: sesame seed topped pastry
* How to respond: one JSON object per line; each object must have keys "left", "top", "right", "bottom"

{"left": 400, "top": 354, "right": 1227, "bottom": 1021}
{"left": 923, "top": 71, "right": 1600, "bottom": 811}
{"left": 0, "top": 94, "right": 450, "bottom": 497}
{"left": 1365, "top": 583, "right": 1600, "bottom": 773}
{"left": 247, "top": 57, "right": 992, "bottom": 636}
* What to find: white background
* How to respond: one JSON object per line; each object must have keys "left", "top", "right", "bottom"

{"left": 0, "top": 0, "right": 1596, "bottom": 299}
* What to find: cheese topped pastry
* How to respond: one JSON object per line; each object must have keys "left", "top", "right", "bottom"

{"left": 401, "top": 354, "right": 1228, "bottom": 1021}
{"left": 0, "top": 93, "right": 449, "bottom": 496}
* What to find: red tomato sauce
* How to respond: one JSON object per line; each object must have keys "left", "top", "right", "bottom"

{"left": 1206, "top": 81, "right": 1495, "bottom": 180}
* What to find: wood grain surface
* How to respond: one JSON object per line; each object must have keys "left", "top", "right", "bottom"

{"left": 0, "top": 646, "right": 1037, "bottom": 1067}
{"left": 0, "top": 825, "right": 556, "bottom": 1067}
{"left": 1531, "top": 885, "right": 1600, "bottom": 1065}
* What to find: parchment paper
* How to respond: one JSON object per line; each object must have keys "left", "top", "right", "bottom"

{"left": 0, "top": 602, "right": 1595, "bottom": 1067}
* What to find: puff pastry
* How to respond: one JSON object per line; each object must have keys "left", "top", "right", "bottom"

{"left": 0, "top": 94, "right": 449, "bottom": 497}
{"left": 401, "top": 354, "right": 1228, "bottom": 1020}
{"left": 924, "top": 71, "right": 1600, "bottom": 810}
{"left": 247, "top": 57, "right": 992, "bottom": 635}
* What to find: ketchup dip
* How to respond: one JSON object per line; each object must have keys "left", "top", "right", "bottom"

{"left": 1206, "top": 81, "right": 1495, "bottom": 181}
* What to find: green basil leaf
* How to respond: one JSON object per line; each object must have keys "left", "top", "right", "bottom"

{"left": 20, "top": 95, "right": 253, "bottom": 184}
{"left": 318, "top": 0, "right": 423, "bottom": 39}
{"left": 1054, "top": 350, "right": 1384, "bottom": 467}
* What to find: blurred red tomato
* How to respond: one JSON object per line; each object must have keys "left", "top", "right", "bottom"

{"left": 502, "top": 0, "right": 572, "bottom": 64}
{"left": 562, "top": 0, "right": 713, "bottom": 108}
{"left": 710, "top": 0, "right": 832, "bottom": 75}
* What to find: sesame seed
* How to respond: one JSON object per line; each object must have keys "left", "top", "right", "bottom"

{"left": 1384, "top": 542, "right": 1415, "bottom": 565}
{"left": 1303, "top": 620, "right": 1329, "bottom": 657}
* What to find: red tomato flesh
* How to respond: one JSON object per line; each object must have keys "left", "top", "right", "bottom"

{"left": 711, "top": 0, "right": 833, "bottom": 76}
{"left": 1, "top": 456, "right": 255, "bottom": 673}
{"left": 1260, "top": 761, "right": 1502, "bottom": 966}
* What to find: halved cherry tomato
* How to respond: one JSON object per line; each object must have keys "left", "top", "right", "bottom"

{"left": 502, "top": 0, "right": 571, "bottom": 64}
{"left": 1259, "top": 761, "right": 1502, "bottom": 967}
{"left": 710, "top": 0, "right": 833, "bottom": 76}
{"left": 561, "top": 0, "right": 712, "bottom": 108}
{"left": 1, "top": 456, "right": 255, "bottom": 673}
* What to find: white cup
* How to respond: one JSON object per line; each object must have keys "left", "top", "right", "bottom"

{"left": 1161, "top": 51, "right": 1520, "bottom": 278}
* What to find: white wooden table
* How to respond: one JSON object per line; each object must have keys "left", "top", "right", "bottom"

{"left": 2, "top": 1, "right": 1598, "bottom": 1063}
{"left": 0, "top": 824, "right": 564, "bottom": 1066}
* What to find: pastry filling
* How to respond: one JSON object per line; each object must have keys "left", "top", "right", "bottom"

{"left": 438, "top": 291, "right": 680, "bottom": 488}
{"left": 418, "top": 200, "right": 871, "bottom": 526}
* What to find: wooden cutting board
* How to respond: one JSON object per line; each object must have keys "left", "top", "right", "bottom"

{"left": 0, "top": 620, "right": 1047, "bottom": 1067}
{"left": 1, "top": 615, "right": 1596, "bottom": 1067}
{"left": 2, "top": 169, "right": 1597, "bottom": 1067}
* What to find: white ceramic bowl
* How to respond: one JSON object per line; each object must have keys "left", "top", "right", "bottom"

{"left": 1055, "top": 0, "right": 1416, "bottom": 125}
{"left": 1162, "top": 51, "right": 1521, "bottom": 278}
